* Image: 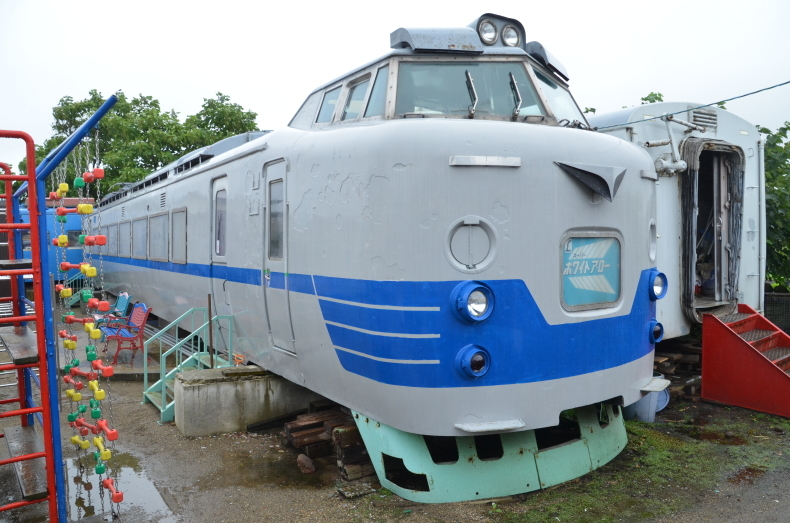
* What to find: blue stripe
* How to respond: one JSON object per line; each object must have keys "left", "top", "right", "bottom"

{"left": 102, "top": 255, "right": 260, "bottom": 285}
{"left": 320, "top": 300, "right": 441, "bottom": 335}
{"left": 314, "top": 276, "right": 440, "bottom": 307}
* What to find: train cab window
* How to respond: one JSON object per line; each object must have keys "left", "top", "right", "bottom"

{"left": 132, "top": 218, "right": 148, "bottom": 259}
{"left": 533, "top": 70, "right": 585, "bottom": 124}
{"left": 364, "top": 65, "right": 389, "bottom": 118}
{"left": 341, "top": 78, "right": 370, "bottom": 121}
{"left": 268, "top": 180, "right": 284, "bottom": 260}
{"left": 395, "top": 62, "right": 543, "bottom": 118}
{"left": 119, "top": 221, "right": 131, "bottom": 257}
{"left": 149, "top": 213, "right": 168, "bottom": 261}
{"left": 215, "top": 189, "right": 227, "bottom": 256}
{"left": 171, "top": 209, "right": 187, "bottom": 264}
{"left": 316, "top": 86, "right": 341, "bottom": 123}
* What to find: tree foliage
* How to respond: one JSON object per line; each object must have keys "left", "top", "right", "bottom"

{"left": 19, "top": 90, "right": 259, "bottom": 195}
{"left": 759, "top": 122, "right": 790, "bottom": 285}
{"left": 641, "top": 92, "right": 664, "bottom": 104}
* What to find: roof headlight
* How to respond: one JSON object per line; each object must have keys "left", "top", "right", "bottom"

{"left": 502, "top": 25, "right": 521, "bottom": 47}
{"left": 478, "top": 19, "right": 498, "bottom": 45}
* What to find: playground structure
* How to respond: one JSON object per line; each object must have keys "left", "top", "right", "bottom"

{"left": 0, "top": 95, "right": 121, "bottom": 522}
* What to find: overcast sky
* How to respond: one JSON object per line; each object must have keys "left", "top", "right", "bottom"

{"left": 1, "top": 0, "right": 788, "bottom": 168}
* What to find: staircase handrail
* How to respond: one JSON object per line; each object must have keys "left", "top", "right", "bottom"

{"left": 152, "top": 314, "right": 235, "bottom": 415}
{"left": 143, "top": 307, "right": 207, "bottom": 394}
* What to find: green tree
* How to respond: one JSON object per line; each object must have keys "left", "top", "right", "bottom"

{"left": 21, "top": 90, "right": 259, "bottom": 196}
{"left": 759, "top": 122, "right": 790, "bottom": 285}
{"left": 641, "top": 92, "right": 664, "bottom": 104}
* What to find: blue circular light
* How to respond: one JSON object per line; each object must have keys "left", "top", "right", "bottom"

{"left": 649, "top": 321, "right": 664, "bottom": 344}
{"left": 455, "top": 345, "right": 491, "bottom": 379}
{"left": 449, "top": 281, "right": 495, "bottom": 323}
{"left": 648, "top": 270, "right": 668, "bottom": 301}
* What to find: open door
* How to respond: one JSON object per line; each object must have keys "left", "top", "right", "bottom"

{"left": 263, "top": 160, "right": 296, "bottom": 355}
{"left": 680, "top": 139, "right": 745, "bottom": 323}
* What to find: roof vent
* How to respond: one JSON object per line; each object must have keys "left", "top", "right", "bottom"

{"left": 691, "top": 108, "right": 717, "bottom": 129}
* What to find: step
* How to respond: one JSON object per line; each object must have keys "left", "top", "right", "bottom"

{"left": 0, "top": 326, "right": 39, "bottom": 365}
{"left": 738, "top": 329, "right": 775, "bottom": 343}
{"left": 762, "top": 347, "right": 790, "bottom": 364}
{"left": 720, "top": 312, "right": 752, "bottom": 324}
{"left": 145, "top": 390, "right": 163, "bottom": 410}
{"left": 2, "top": 425, "right": 48, "bottom": 501}
{"left": 194, "top": 352, "right": 230, "bottom": 368}
{"left": 0, "top": 259, "right": 33, "bottom": 271}
{"left": 165, "top": 378, "right": 174, "bottom": 392}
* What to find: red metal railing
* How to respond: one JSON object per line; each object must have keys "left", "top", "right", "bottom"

{"left": 0, "top": 134, "right": 59, "bottom": 520}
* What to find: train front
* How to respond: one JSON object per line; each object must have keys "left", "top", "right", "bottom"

{"left": 284, "top": 14, "right": 667, "bottom": 502}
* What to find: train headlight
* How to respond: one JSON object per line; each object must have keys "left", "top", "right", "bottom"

{"left": 648, "top": 270, "right": 668, "bottom": 301}
{"left": 649, "top": 321, "right": 664, "bottom": 344}
{"left": 502, "top": 25, "right": 520, "bottom": 47}
{"left": 456, "top": 345, "right": 491, "bottom": 378}
{"left": 450, "top": 281, "right": 494, "bottom": 323}
{"left": 478, "top": 19, "right": 498, "bottom": 45}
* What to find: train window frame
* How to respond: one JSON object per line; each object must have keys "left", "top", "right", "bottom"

{"left": 530, "top": 65, "right": 588, "bottom": 126}
{"left": 131, "top": 217, "right": 148, "bottom": 260}
{"left": 388, "top": 55, "right": 551, "bottom": 122}
{"left": 212, "top": 177, "right": 228, "bottom": 263}
{"left": 148, "top": 211, "right": 169, "bottom": 262}
{"left": 363, "top": 64, "right": 391, "bottom": 119}
{"left": 559, "top": 229, "right": 624, "bottom": 313}
{"left": 171, "top": 207, "right": 188, "bottom": 264}
{"left": 315, "top": 85, "right": 343, "bottom": 125}
{"left": 340, "top": 73, "right": 372, "bottom": 122}
{"left": 108, "top": 223, "right": 118, "bottom": 256}
{"left": 266, "top": 170, "right": 285, "bottom": 262}
{"left": 118, "top": 220, "right": 132, "bottom": 257}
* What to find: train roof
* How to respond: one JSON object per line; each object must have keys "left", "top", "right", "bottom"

{"left": 100, "top": 131, "right": 270, "bottom": 206}
{"left": 588, "top": 102, "right": 758, "bottom": 132}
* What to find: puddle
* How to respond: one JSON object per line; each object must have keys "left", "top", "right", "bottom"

{"left": 728, "top": 466, "right": 767, "bottom": 485}
{"left": 67, "top": 452, "right": 176, "bottom": 522}
{"left": 195, "top": 448, "right": 338, "bottom": 491}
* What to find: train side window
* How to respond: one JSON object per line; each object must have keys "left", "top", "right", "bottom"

{"left": 67, "top": 230, "right": 81, "bottom": 249}
{"left": 119, "top": 221, "right": 131, "bottom": 257}
{"left": 108, "top": 224, "right": 118, "bottom": 256}
{"left": 215, "top": 189, "right": 227, "bottom": 257}
{"left": 341, "top": 78, "right": 370, "bottom": 121}
{"left": 132, "top": 218, "right": 148, "bottom": 259}
{"left": 364, "top": 65, "right": 389, "bottom": 118}
{"left": 149, "top": 213, "right": 168, "bottom": 262}
{"left": 268, "top": 180, "right": 284, "bottom": 261}
{"left": 316, "top": 86, "right": 341, "bottom": 123}
{"left": 21, "top": 233, "right": 31, "bottom": 250}
{"left": 171, "top": 208, "right": 187, "bottom": 264}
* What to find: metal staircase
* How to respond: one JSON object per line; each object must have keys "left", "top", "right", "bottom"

{"left": 702, "top": 304, "right": 790, "bottom": 417}
{"left": 143, "top": 308, "right": 235, "bottom": 423}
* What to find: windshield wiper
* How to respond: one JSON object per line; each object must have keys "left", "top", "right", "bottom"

{"left": 465, "top": 70, "right": 478, "bottom": 119}
{"left": 509, "top": 72, "right": 522, "bottom": 121}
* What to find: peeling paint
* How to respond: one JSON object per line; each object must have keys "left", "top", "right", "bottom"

{"left": 393, "top": 163, "right": 412, "bottom": 171}
{"left": 747, "top": 218, "right": 757, "bottom": 242}
{"left": 420, "top": 213, "right": 438, "bottom": 229}
{"left": 371, "top": 256, "right": 406, "bottom": 281}
{"left": 293, "top": 190, "right": 317, "bottom": 232}
{"left": 335, "top": 214, "right": 343, "bottom": 229}
{"left": 489, "top": 198, "right": 510, "bottom": 224}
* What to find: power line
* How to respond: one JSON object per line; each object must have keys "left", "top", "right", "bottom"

{"left": 594, "top": 79, "right": 790, "bottom": 130}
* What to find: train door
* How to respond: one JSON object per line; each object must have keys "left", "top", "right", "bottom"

{"left": 263, "top": 160, "right": 296, "bottom": 354}
{"left": 680, "top": 139, "right": 744, "bottom": 322}
{"left": 211, "top": 176, "right": 233, "bottom": 327}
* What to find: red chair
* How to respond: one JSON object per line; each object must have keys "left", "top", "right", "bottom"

{"left": 100, "top": 303, "right": 152, "bottom": 366}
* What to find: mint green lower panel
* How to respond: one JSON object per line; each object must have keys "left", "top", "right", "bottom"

{"left": 353, "top": 404, "right": 627, "bottom": 503}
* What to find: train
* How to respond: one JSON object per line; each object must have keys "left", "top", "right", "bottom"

{"left": 79, "top": 14, "right": 670, "bottom": 502}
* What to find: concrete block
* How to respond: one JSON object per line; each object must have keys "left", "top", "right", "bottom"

{"left": 174, "top": 366, "right": 325, "bottom": 437}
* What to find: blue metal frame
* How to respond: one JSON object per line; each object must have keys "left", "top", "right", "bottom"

{"left": 10, "top": 94, "right": 117, "bottom": 523}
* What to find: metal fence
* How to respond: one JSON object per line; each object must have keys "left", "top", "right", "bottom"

{"left": 765, "top": 293, "right": 790, "bottom": 334}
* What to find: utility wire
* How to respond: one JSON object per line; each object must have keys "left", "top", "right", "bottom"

{"left": 595, "top": 79, "right": 790, "bottom": 130}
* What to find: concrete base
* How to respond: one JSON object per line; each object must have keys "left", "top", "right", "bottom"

{"left": 174, "top": 366, "right": 325, "bottom": 437}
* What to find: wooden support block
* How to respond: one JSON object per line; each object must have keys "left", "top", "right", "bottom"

{"left": 247, "top": 409, "right": 307, "bottom": 433}
{"left": 678, "top": 354, "right": 700, "bottom": 364}
{"left": 653, "top": 356, "right": 669, "bottom": 364}
{"left": 308, "top": 399, "right": 339, "bottom": 413}
{"left": 338, "top": 444, "right": 369, "bottom": 465}
{"left": 303, "top": 440, "right": 334, "bottom": 459}
{"left": 333, "top": 425, "right": 363, "bottom": 449}
{"left": 291, "top": 427, "right": 332, "bottom": 447}
{"left": 655, "top": 352, "right": 682, "bottom": 362}
{"left": 3, "top": 425, "right": 47, "bottom": 501}
{"left": 341, "top": 460, "right": 376, "bottom": 481}
{"left": 324, "top": 418, "right": 353, "bottom": 434}
{"left": 286, "top": 411, "right": 345, "bottom": 438}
